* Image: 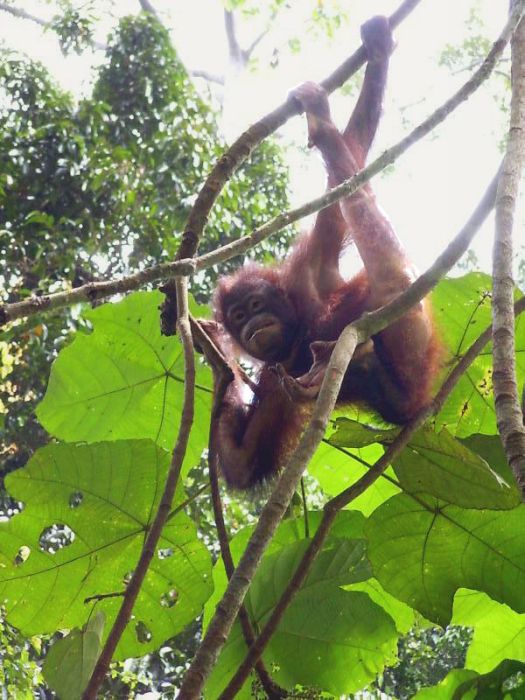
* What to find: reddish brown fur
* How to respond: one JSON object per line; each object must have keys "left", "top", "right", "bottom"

{"left": 207, "top": 17, "right": 441, "bottom": 488}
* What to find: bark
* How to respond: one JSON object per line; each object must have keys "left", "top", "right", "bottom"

{"left": 492, "top": 5, "right": 525, "bottom": 491}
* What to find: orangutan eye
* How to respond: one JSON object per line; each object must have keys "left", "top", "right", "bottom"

{"left": 231, "top": 309, "right": 246, "bottom": 325}
{"left": 249, "top": 297, "right": 263, "bottom": 313}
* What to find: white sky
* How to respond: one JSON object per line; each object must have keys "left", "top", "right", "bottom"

{"left": 0, "top": 0, "right": 515, "bottom": 274}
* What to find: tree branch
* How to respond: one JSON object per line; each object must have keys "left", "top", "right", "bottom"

{"left": 81, "top": 277, "right": 195, "bottom": 700}
{"left": 244, "top": 27, "right": 269, "bottom": 62}
{"left": 189, "top": 68, "right": 225, "bottom": 85}
{"left": 137, "top": 0, "right": 159, "bottom": 19}
{"left": 224, "top": 9, "right": 244, "bottom": 67}
{"left": 0, "top": 1, "right": 107, "bottom": 50}
{"left": 492, "top": 4, "right": 525, "bottom": 491}
{"left": 213, "top": 167, "right": 504, "bottom": 699}
{"left": 0, "top": 2, "right": 48, "bottom": 27}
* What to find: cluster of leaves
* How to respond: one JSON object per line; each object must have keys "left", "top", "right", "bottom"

{"left": 439, "top": 7, "right": 510, "bottom": 121}
{"left": 0, "top": 270, "right": 523, "bottom": 697}
{"left": 379, "top": 625, "right": 472, "bottom": 698}
{"left": 0, "top": 13, "right": 289, "bottom": 472}
{"left": 0, "top": 611, "right": 43, "bottom": 698}
{"left": 49, "top": 0, "right": 97, "bottom": 55}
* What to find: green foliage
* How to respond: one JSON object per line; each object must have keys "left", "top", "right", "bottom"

{"left": 43, "top": 612, "right": 105, "bottom": 699}
{"left": 453, "top": 590, "right": 525, "bottom": 674}
{"left": 0, "top": 12, "right": 289, "bottom": 473}
{"left": 1, "top": 440, "right": 212, "bottom": 659}
{"left": 432, "top": 273, "right": 525, "bottom": 437}
{"left": 411, "top": 660, "right": 525, "bottom": 700}
{"left": 37, "top": 290, "right": 212, "bottom": 462}
{"left": 367, "top": 496, "right": 525, "bottom": 625}
{"left": 438, "top": 7, "right": 510, "bottom": 122}
{"left": 3, "top": 266, "right": 525, "bottom": 697}
{"left": 383, "top": 626, "right": 473, "bottom": 700}
{"left": 0, "top": 612, "right": 43, "bottom": 698}
{"left": 50, "top": 1, "right": 97, "bottom": 55}
{"left": 204, "top": 513, "right": 399, "bottom": 698}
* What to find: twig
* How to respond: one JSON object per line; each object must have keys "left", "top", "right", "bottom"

{"left": 300, "top": 478, "right": 309, "bottom": 539}
{"left": 190, "top": 68, "right": 225, "bottom": 85}
{"left": 165, "top": 482, "right": 210, "bottom": 523}
{"left": 83, "top": 591, "right": 124, "bottom": 605}
{"left": 137, "top": 0, "right": 159, "bottom": 19}
{"left": 0, "top": 1, "right": 107, "bottom": 50}
{"left": 492, "top": 5, "right": 525, "bottom": 491}
{"left": 215, "top": 168, "right": 506, "bottom": 699}
{"left": 81, "top": 277, "right": 195, "bottom": 700}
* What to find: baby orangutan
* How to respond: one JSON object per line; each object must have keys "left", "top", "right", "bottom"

{"left": 203, "top": 16, "right": 440, "bottom": 488}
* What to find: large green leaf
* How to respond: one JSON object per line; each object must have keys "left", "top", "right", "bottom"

{"left": 309, "top": 438, "right": 400, "bottom": 515}
{"left": 461, "top": 434, "right": 517, "bottom": 486}
{"left": 392, "top": 428, "right": 519, "bottom": 509}
{"left": 432, "top": 274, "right": 525, "bottom": 438}
{"left": 1, "top": 440, "right": 213, "bottom": 659}
{"left": 43, "top": 612, "right": 105, "bottom": 700}
{"left": 326, "top": 419, "right": 518, "bottom": 510}
{"left": 412, "top": 658, "right": 525, "bottom": 700}
{"left": 366, "top": 494, "right": 525, "bottom": 625}
{"left": 204, "top": 512, "right": 399, "bottom": 698}
{"left": 203, "top": 511, "right": 367, "bottom": 629}
{"left": 36, "top": 291, "right": 212, "bottom": 470}
{"left": 346, "top": 578, "right": 415, "bottom": 634}
{"left": 411, "top": 668, "right": 478, "bottom": 699}
{"left": 263, "top": 586, "right": 397, "bottom": 696}
{"left": 329, "top": 418, "right": 398, "bottom": 448}
{"left": 453, "top": 590, "right": 525, "bottom": 674}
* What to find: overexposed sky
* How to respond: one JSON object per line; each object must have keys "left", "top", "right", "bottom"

{"left": 0, "top": 0, "right": 514, "bottom": 274}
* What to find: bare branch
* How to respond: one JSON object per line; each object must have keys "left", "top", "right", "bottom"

{"left": 492, "top": 5, "right": 525, "bottom": 490}
{"left": 0, "top": 2, "right": 48, "bottom": 27}
{"left": 244, "top": 27, "right": 269, "bottom": 62}
{"left": 137, "top": 0, "right": 159, "bottom": 19}
{"left": 224, "top": 9, "right": 244, "bottom": 67}
{"left": 0, "top": 1, "right": 107, "bottom": 50}
{"left": 82, "top": 276, "right": 195, "bottom": 700}
{"left": 190, "top": 68, "right": 225, "bottom": 85}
